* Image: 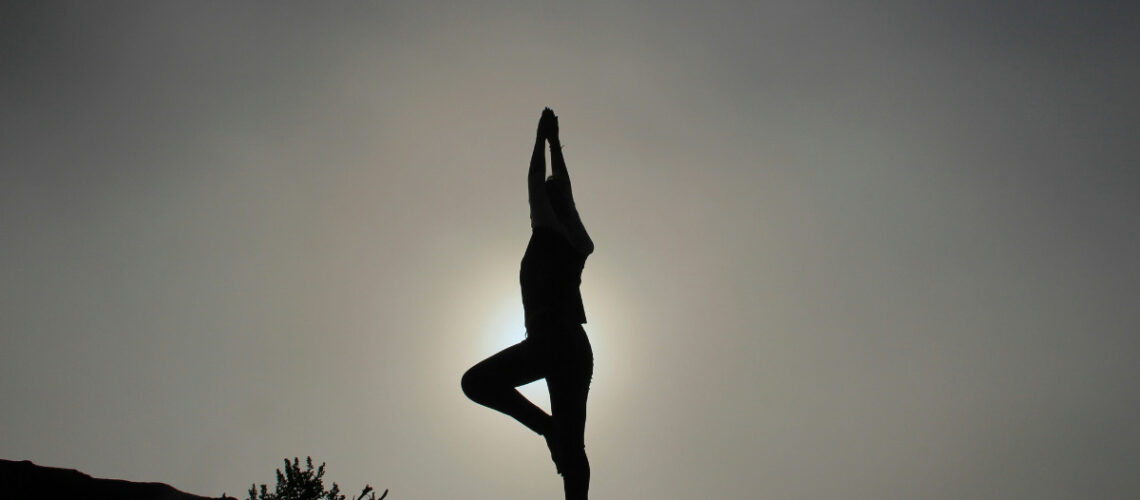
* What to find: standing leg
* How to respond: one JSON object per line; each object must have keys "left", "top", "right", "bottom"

{"left": 462, "top": 339, "right": 552, "bottom": 435}
{"left": 547, "top": 327, "right": 593, "bottom": 500}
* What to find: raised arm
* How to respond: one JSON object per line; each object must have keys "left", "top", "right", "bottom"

{"left": 543, "top": 110, "right": 594, "bottom": 254}
{"left": 549, "top": 136, "right": 574, "bottom": 194}
{"left": 529, "top": 115, "right": 557, "bottom": 229}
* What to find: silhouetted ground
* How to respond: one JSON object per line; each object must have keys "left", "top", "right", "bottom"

{"left": 0, "top": 459, "right": 231, "bottom": 500}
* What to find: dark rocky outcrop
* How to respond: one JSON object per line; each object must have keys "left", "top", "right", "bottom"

{"left": 0, "top": 459, "right": 231, "bottom": 500}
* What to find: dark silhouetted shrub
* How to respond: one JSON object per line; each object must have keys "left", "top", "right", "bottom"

{"left": 247, "top": 457, "right": 386, "bottom": 500}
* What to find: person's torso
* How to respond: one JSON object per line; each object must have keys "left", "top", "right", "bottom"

{"left": 520, "top": 226, "right": 588, "bottom": 328}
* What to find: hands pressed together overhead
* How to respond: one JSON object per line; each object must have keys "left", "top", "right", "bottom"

{"left": 538, "top": 107, "right": 559, "bottom": 141}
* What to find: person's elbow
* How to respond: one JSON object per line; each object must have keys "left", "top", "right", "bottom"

{"left": 576, "top": 234, "right": 595, "bottom": 255}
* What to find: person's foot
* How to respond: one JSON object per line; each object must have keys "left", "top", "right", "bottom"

{"left": 543, "top": 428, "right": 565, "bottom": 475}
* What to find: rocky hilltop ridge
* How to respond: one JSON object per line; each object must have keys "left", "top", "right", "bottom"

{"left": 0, "top": 458, "right": 231, "bottom": 500}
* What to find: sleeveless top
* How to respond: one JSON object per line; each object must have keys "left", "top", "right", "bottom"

{"left": 520, "top": 226, "right": 588, "bottom": 328}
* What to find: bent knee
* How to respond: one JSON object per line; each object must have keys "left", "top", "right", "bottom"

{"left": 461, "top": 367, "right": 487, "bottom": 402}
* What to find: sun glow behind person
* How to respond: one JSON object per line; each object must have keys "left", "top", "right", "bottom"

{"left": 479, "top": 294, "right": 553, "bottom": 411}
{"left": 442, "top": 239, "right": 636, "bottom": 434}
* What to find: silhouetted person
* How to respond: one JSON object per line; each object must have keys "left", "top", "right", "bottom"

{"left": 462, "top": 108, "right": 594, "bottom": 499}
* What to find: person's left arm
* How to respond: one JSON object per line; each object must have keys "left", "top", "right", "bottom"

{"left": 529, "top": 116, "right": 557, "bottom": 229}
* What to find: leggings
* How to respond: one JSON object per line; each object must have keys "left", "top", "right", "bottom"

{"left": 462, "top": 322, "right": 593, "bottom": 499}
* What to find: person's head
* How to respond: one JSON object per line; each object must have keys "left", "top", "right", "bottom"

{"left": 545, "top": 176, "right": 575, "bottom": 222}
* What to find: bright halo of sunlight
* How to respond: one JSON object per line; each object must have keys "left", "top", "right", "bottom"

{"left": 439, "top": 240, "right": 637, "bottom": 457}
{"left": 480, "top": 293, "right": 553, "bottom": 411}
{"left": 481, "top": 294, "right": 527, "bottom": 354}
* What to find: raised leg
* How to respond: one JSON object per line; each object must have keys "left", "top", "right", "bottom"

{"left": 461, "top": 339, "right": 551, "bottom": 435}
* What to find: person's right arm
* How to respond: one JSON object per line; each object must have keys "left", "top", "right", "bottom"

{"left": 549, "top": 136, "right": 573, "bottom": 192}
{"left": 545, "top": 115, "right": 594, "bottom": 255}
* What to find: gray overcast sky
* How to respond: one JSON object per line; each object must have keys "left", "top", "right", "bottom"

{"left": 2, "top": 1, "right": 1138, "bottom": 499}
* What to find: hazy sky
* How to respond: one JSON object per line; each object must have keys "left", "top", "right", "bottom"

{"left": 2, "top": 2, "right": 1138, "bottom": 499}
